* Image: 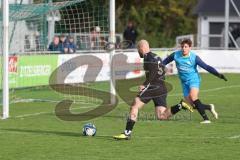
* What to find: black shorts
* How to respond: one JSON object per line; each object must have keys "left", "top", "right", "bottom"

{"left": 137, "top": 84, "right": 167, "bottom": 107}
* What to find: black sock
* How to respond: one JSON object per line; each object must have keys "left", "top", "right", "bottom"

{"left": 202, "top": 104, "right": 211, "bottom": 110}
{"left": 170, "top": 103, "right": 182, "bottom": 115}
{"left": 193, "top": 99, "right": 209, "bottom": 120}
{"left": 125, "top": 118, "right": 135, "bottom": 133}
{"left": 195, "top": 99, "right": 211, "bottom": 110}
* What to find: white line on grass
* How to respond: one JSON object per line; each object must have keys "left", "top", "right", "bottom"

{"left": 201, "top": 85, "right": 240, "bottom": 92}
{"left": 228, "top": 135, "right": 240, "bottom": 139}
{"left": 14, "top": 106, "right": 97, "bottom": 119}
{"left": 11, "top": 84, "right": 240, "bottom": 104}
{"left": 168, "top": 84, "right": 240, "bottom": 97}
{"left": 15, "top": 112, "right": 50, "bottom": 118}
{"left": 8, "top": 84, "right": 240, "bottom": 119}
{"left": 11, "top": 98, "right": 95, "bottom": 105}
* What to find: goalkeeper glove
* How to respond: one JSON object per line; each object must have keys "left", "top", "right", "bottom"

{"left": 218, "top": 74, "right": 227, "bottom": 81}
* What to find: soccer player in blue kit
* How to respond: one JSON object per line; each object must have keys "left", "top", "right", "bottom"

{"left": 163, "top": 39, "right": 227, "bottom": 124}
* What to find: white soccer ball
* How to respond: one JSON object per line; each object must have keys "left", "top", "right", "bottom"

{"left": 82, "top": 123, "right": 97, "bottom": 136}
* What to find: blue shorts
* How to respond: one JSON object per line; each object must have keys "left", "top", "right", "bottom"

{"left": 181, "top": 80, "right": 200, "bottom": 97}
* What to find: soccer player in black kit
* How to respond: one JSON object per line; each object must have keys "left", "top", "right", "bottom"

{"left": 113, "top": 40, "right": 193, "bottom": 140}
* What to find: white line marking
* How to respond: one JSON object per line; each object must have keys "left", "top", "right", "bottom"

{"left": 228, "top": 135, "right": 240, "bottom": 139}
{"left": 201, "top": 85, "right": 240, "bottom": 92}
{"left": 167, "top": 84, "right": 240, "bottom": 97}
{"left": 6, "top": 84, "right": 240, "bottom": 119}
{"left": 11, "top": 98, "right": 96, "bottom": 105}
{"left": 14, "top": 106, "right": 97, "bottom": 119}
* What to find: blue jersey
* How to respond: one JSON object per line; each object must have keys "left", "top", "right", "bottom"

{"left": 174, "top": 50, "right": 199, "bottom": 82}
{"left": 163, "top": 50, "right": 221, "bottom": 83}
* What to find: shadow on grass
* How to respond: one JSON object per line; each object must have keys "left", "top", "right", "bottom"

{"left": 1, "top": 128, "right": 114, "bottom": 140}
{"left": 1, "top": 128, "right": 81, "bottom": 137}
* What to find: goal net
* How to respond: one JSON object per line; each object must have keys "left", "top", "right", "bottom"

{"left": 0, "top": 0, "right": 119, "bottom": 119}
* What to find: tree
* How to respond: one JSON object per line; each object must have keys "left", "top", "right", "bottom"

{"left": 116, "top": 0, "right": 198, "bottom": 47}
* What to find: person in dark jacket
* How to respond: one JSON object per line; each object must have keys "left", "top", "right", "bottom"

{"left": 123, "top": 21, "right": 138, "bottom": 48}
{"left": 64, "top": 36, "right": 77, "bottom": 53}
{"left": 48, "top": 36, "right": 61, "bottom": 52}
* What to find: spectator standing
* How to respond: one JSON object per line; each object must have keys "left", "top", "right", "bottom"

{"left": 123, "top": 21, "right": 138, "bottom": 48}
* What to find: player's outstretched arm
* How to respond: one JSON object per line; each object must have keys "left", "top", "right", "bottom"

{"left": 196, "top": 56, "right": 227, "bottom": 81}
{"left": 162, "top": 52, "right": 175, "bottom": 65}
{"left": 218, "top": 74, "right": 228, "bottom": 81}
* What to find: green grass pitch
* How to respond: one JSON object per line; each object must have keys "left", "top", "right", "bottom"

{"left": 0, "top": 73, "right": 240, "bottom": 160}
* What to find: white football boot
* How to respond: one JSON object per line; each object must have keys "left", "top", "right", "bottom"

{"left": 200, "top": 120, "right": 211, "bottom": 124}
{"left": 209, "top": 104, "right": 218, "bottom": 119}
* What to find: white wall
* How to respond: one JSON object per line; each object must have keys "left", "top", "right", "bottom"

{"left": 195, "top": 50, "right": 240, "bottom": 73}
{"left": 0, "top": 0, "right": 32, "bottom": 6}
{"left": 9, "top": 0, "right": 32, "bottom": 4}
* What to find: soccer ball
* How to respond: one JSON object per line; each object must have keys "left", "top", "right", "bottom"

{"left": 82, "top": 123, "right": 97, "bottom": 136}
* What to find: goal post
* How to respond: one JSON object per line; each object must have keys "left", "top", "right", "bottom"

{"left": 2, "top": 0, "right": 9, "bottom": 119}
{"left": 109, "top": 0, "right": 116, "bottom": 104}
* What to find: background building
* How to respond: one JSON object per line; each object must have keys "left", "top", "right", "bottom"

{"left": 195, "top": 0, "right": 240, "bottom": 49}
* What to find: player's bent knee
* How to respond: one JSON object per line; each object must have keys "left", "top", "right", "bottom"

{"left": 189, "top": 94, "right": 198, "bottom": 101}
{"left": 156, "top": 111, "right": 168, "bottom": 120}
{"left": 130, "top": 114, "right": 137, "bottom": 121}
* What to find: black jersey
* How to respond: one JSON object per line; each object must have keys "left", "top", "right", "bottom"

{"left": 143, "top": 52, "right": 165, "bottom": 85}
{"left": 137, "top": 52, "right": 167, "bottom": 106}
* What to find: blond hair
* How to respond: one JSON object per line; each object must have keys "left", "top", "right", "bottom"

{"left": 137, "top": 39, "right": 149, "bottom": 49}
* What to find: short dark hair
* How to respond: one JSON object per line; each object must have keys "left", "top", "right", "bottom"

{"left": 181, "top": 39, "right": 192, "bottom": 47}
